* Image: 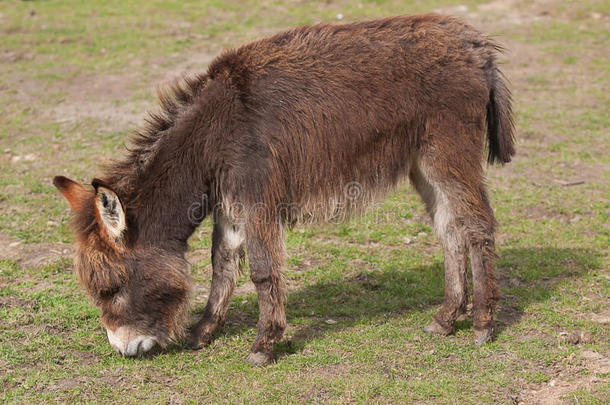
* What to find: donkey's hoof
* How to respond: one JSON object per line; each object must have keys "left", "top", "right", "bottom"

{"left": 185, "top": 339, "right": 203, "bottom": 351}
{"left": 423, "top": 319, "right": 453, "bottom": 336}
{"left": 184, "top": 336, "right": 210, "bottom": 350}
{"left": 474, "top": 327, "right": 494, "bottom": 346}
{"left": 185, "top": 334, "right": 211, "bottom": 351}
{"left": 246, "top": 351, "right": 273, "bottom": 366}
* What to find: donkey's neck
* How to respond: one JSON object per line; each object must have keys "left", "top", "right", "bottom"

{"left": 112, "top": 116, "right": 212, "bottom": 253}
{"left": 131, "top": 167, "right": 208, "bottom": 253}
{"left": 104, "top": 74, "right": 232, "bottom": 253}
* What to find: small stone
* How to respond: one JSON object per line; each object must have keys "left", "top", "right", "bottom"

{"left": 404, "top": 237, "right": 413, "bottom": 244}
{"left": 336, "top": 13, "right": 344, "bottom": 20}
{"left": 579, "top": 331, "right": 594, "bottom": 344}
{"left": 590, "top": 12, "right": 602, "bottom": 20}
{"left": 325, "top": 319, "right": 337, "bottom": 325}
{"left": 508, "top": 278, "right": 524, "bottom": 288}
{"left": 561, "top": 330, "right": 593, "bottom": 345}
{"left": 570, "top": 215, "right": 582, "bottom": 223}
{"left": 561, "top": 331, "right": 581, "bottom": 345}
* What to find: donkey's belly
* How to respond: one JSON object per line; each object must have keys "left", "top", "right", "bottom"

{"left": 279, "top": 133, "right": 414, "bottom": 225}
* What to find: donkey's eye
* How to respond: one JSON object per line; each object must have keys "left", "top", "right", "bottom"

{"left": 100, "top": 286, "right": 119, "bottom": 299}
{"left": 112, "top": 292, "right": 127, "bottom": 306}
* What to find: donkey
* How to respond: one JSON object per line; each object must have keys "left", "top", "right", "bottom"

{"left": 53, "top": 14, "right": 514, "bottom": 365}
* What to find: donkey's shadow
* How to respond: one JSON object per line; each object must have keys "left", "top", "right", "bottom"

{"left": 190, "top": 247, "right": 599, "bottom": 359}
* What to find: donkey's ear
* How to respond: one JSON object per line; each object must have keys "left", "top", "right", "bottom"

{"left": 92, "top": 179, "right": 126, "bottom": 241}
{"left": 53, "top": 176, "right": 93, "bottom": 212}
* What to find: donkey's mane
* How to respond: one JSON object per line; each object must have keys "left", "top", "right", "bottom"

{"left": 101, "top": 72, "right": 209, "bottom": 199}
{"left": 69, "top": 73, "right": 210, "bottom": 242}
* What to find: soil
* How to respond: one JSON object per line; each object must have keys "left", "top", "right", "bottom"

{"left": 518, "top": 350, "right": 610, "bottom": 404}
{"left": 0, "top": 233, "right": 72, "bottom": 269}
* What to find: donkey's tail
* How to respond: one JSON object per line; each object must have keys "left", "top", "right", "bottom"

{"left": 485, "top": 58, "right": 516, "bottom": 165}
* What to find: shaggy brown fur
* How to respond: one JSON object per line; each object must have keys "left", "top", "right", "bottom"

{"left": 54, "top": 14, "right": 514, "bottom": 364}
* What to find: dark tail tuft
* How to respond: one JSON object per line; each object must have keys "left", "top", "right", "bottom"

{"left": 486, "top": 63, "right": 516, "bottom": 165}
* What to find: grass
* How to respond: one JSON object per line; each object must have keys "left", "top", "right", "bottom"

{"left": 1, "top": 0, "right": 609, "bottom": 403}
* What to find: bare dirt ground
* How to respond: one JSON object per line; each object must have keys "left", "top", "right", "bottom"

{"left": 520, "top": 349, "right": 610, "bottom": 404}
{"left": 0, "top": 233, "right": 72, "bottom": 269}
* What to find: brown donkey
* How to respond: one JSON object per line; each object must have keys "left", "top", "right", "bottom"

{"left": 54, "top": 14, "right": 514, "bottom": 365}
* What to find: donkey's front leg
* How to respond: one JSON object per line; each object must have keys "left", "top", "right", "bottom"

{"left": 186, "top": 216, "right": 244, "bottom": 350}
{"left": 245, "top": 225, "right": 287, "bottom": 366}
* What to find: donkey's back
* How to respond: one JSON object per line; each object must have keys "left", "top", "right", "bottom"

{"left": 206, "top": 14, "right": 514, "bottom": 222}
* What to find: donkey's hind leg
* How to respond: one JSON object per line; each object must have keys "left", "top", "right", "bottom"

{"left": 186, "top": 215, "right": 244, "bottom": 350}
{"left": 245, "top": 222, "right": 287, "bottom": 366}
{"left": 467, "top": 188, "right": 499, "bottom": 345}
{"left": 412, "top": 120, "right": 500, "bottom": 345}
{"left": 409, "top": 161, "right": 469, "bottom": 336}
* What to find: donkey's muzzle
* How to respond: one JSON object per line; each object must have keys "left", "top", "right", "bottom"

{"left": 106, "top": 327, "right": 158, "bottom": 357}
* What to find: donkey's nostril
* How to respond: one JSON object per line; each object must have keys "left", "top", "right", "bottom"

{"left": 138, "top": 336, "right": 157, "bottom": 354}
{"left": 124, "top": 335, "right": 157, "bottom": 357}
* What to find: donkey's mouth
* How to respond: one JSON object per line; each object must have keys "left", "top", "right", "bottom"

{"left": 106, "top": 327, "right": 158, "bottom": 357}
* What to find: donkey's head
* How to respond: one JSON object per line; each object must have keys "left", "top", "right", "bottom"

{"left": 53, "top": 176, "right": 191, "bottom": 357}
